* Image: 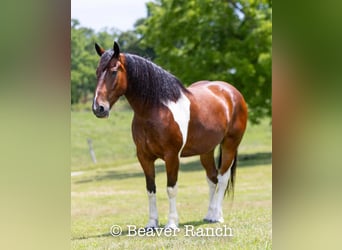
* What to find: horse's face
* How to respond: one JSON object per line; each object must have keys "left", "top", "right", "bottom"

{"left": 92, "top": 41, "right": 127, "bottom": 118}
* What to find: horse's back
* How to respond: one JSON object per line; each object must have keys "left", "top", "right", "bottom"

{"left": 187, "top": 80, "right": 247, "bottom": 122}
{"left": 188, "top": 80, "right": 245, "bottom": 102}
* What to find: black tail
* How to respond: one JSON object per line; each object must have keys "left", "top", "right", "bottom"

{"left": 226, "top": 154, "right": 237, "bottom": 198}
{"left": 217, "top": 145, "right": 222, "bottom": 173}
{"left": 217, "top": 146, "right": 237, "bottom": 198}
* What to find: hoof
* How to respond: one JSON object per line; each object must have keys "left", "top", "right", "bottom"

{"left": 144, "top": 226, "right": 157, "bottom": 232}
{"left": 203, "top": 217, "right": 224, "bottom": 223}
{"left": 164, "top": 223, "right": 179, "bottom": 230}
{"left": 145, "top": 219, "right": 159, "bottom": 230}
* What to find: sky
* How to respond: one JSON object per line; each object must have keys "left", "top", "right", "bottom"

{"left": 71, "top": 0, "right": 150, "bottom": 32}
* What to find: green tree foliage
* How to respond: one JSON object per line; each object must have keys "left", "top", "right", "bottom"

{"left": 71, "top": 19, "right": 120, "bottom": 104}
{"left": 118, "top": 19, "right": 156, "bottom": 60}
{"left": 71, "top": 19, "right": 154, "bottom": 104}
{"left": 72, "top": 20, "right": 96, "bottom": 104}
{"left": 138, "top": 0, "right": 272, "bottom": 123}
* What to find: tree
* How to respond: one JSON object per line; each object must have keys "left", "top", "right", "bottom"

{"left": 137, "top": 0, "right": 272, "bottom": 123}
{"left": 71, "top": 20, "right": 120, "bottom": 104}
{"left": 71, "top": 19, "right": 154, "bottom": 105}
{"left": 118, "top": 19, "right": 156, "bottom": 60}
{"left": 71, "top": 20, "right": 96, "bottom": 104}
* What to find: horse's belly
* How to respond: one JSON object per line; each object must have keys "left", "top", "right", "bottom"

{"left": 180, "top": 129, "right": 224, "bottom": 156}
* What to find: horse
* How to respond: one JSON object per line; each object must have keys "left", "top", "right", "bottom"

{"left": 92, "top": 41, "right": 248, "bottom": 230}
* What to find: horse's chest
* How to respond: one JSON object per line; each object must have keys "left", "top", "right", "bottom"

{"left": 131, "top": 120, "right": 165, "bottom": 158}
{"left": 131, "top": 93, "right": 191, "bottom": 157}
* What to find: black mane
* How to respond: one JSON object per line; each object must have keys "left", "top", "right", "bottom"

{"left": 124, "top": 54, "right": 189, "bottom": 106}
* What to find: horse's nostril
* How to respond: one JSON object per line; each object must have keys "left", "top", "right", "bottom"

{"left": 93, "top": 104, "right": 108, "bottom": 118}
{"left": 98, "top": 106, "right": 105, "bottom": 113}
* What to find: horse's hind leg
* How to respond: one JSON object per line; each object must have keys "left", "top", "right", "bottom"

{"left": 210, "top": 136, "right": 239, "bottom": 222}
{"left": 200, "top": 149, "right": 218, "bottom": 222}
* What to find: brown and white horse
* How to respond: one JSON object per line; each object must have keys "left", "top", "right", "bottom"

{"left": 92, "top": 41, "right": 248, "bottom": 229}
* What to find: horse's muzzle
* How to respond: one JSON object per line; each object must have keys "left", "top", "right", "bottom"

{"left": 93, "top": 104, "right": 109, "bottom": 118}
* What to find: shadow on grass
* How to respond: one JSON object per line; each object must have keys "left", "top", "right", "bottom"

{"left": 179, "top": 220, "right": 217, "bottom": 227}
{"left": 72, "top": 232, "right": 112, "bottom": 240}
{"left": 74, "top": 170, "right": 145, "bottom": 184}
{"left": 74, "top": 152, "right": 271, "bottom": 184}
{"left": 179, "top": 152, "right": 272, "bottom": 172}
{"left": 238, "top": 152, "right": 272, "bottom": 167}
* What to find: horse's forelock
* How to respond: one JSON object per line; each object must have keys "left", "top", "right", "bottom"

{"left": 98, "top": 50, "right": 114, "bottom": 72}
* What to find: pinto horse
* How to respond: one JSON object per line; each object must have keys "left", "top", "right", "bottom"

{"left": 92, "top": 41, "right": 247, "bottom": 229}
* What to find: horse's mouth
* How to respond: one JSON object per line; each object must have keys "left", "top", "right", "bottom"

{"left": 94, "top": 111, "right": 109, "bottom": 118}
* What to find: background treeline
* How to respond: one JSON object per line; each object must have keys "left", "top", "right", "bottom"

{"left": 71, "top": 0, "right": 272, "bottom": 123}
{"left": 71, "top": 19, "right": 154, "bottom": 105}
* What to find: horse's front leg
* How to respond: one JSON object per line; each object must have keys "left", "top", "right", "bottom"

{"left": 164, "top": 153, "right": 180, "bottom": 229}
{"left": 137, "top": 152, "right": 158, "bottom": 229}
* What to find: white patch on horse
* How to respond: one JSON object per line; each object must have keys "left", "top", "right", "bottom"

{"left": 205, "top": 159, "right": 234, "bottom": 223}
{"left": 163, "top": 91, "right": 191, "bottom": 157}
{"left": 214, "top": 168, "right": 231, "bottom": 222}
{"left": 146, "top": 191, "right": 158, "bottom": 228}
{"left": 204, "top": 177, "right": 217, "bottom": 221}
{"left": 93, "top": 71, "right": 107, "bottom": 110}
{"left": 93, "top": 92, "right": 98, "bottom": 110}
{"left": 165, "top": 184, "right": 179, "bottom": 229}
{"left": 205, "top": 83, "right": 231, "bottom": 129}
{"left": 225, "top": 87, "right": 236, "bottom": 117}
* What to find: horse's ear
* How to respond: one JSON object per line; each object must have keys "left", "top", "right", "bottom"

{"left": 95, "top": 43, "right": 105, "bottom": 57}
{"left": 113, "top": 41, "right": 120, "bottom": 58}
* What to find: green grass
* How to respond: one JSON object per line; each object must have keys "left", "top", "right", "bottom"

{"left": 71, "top": 98, "right": 136, "bottom": 171}
{"left": 71, "top": 99, "right": 272, "bottom": 249}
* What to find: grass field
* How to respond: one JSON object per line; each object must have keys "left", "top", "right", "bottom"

{"left": 71, "top": 99, "right": 272, "bottom": 249}
{"left": 71, "top": 99, "right": 136, "bottom": 171}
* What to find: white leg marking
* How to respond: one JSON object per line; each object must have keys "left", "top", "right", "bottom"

{"left": 145, "top": 191, "right": 158, "bottom": 228}
{"left": 206, "top": 158, "right": 234, "bottom": 223}
{"left": 163, "top": 91, "right": 191, "bottom": 156}
{"left": 204, "top": 177, "right": 217, "bottom": 221}
{"left": 213, "top": 168, "right": 231, "bottom": 223}
{"left": 165, "top": 184, "right": 179, "bottom": 229}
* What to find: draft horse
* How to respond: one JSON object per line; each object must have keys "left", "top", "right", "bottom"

{"left": 92, "top": 41, "right": 248, "bottom": 229}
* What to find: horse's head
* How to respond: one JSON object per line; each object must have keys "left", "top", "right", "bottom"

{"left": 92, "top": 41, "right": 127, "bottom": 118}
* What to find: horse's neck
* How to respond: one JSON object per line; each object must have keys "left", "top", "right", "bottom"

{"left": 124, "top": 92, "right": 156, "bottom": 118}
{"left": 125, "top": 95, "right": 141, "bottom": 114}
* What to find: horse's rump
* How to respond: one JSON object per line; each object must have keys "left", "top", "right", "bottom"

{"left": 181, "top": 81, "right": 246, "bottom": 157}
